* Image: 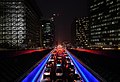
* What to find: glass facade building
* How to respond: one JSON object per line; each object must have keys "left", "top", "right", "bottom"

{"left": 41, "top": 20, "right": 55, "bottom": 48}
{"left": 0, "top": 0, "right": 42, "bottom": 49}
{"left": 71, "top": 17, "right": 89, "bottom": 48}
{"left": 90, "top": 0, "right": 120, "bottom": 49}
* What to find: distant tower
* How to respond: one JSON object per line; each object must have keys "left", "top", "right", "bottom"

{"left": 71, "top": 17, "right": 89, "bottom": 48}
{"left": 41, "top": 19, "right": 55, "bottom": 48}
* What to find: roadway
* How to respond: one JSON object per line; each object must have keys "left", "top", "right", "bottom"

{"left": 21, "top": 48, "right": 103, "bottom": 82}
{"left": 0, "top": 48, "right": 119, "bottom": 81}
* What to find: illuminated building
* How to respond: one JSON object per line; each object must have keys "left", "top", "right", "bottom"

{"left": 0, "top": 0, "right": 42, "bottom": 49}
{"left": 71, "top": 17, "right": 89, "bottom": 48}
{"left": 90, "top": 0, "right": 120, "bottom": 49}
{"left": 61, "top": 41, "right": 72, "bottom": 48}
{"left": 41, "top": 20, "right": 55, "bottom": 48}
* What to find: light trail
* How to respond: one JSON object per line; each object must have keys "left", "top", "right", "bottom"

{"left": 66, "top": 50, "right": 99, "bottom": 82}
{"left": 75, "top": 48, "right": 103, "bottom": 55}
{"left": 22, "top": 49, "right": 100, "bottom": 82}
{"left": 22, "top": 53, "right": 51, "bottom": 82}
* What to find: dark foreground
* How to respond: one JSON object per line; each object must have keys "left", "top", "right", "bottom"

{"left": 68, "top": 49, "right": 120, "bottom": 82}
{"left": 0, "top": 49, "right": 51, "bottom": 81}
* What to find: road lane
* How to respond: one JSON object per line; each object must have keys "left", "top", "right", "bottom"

{"left": 22, "top": 48, "right": 100, "bottom": 82}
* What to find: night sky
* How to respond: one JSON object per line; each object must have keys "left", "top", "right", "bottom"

{"left": 35, "top": 0, "right": 89, "bottom": 43}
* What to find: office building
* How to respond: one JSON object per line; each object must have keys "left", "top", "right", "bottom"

{"left": 0, "top": 0, "right": 42, "bottom": 49}
{"left": 71, "top": 17, "right": 89, "bottom": 48}
{"left": 90, "top": 0, "right": 120, "bottom": 49}
{"left": 41, "top": 20, "right": 55, "bottom": 48}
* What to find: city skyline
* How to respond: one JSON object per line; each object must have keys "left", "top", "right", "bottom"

{"left": 0, "top": 0, "right": 120, "bottom": 50}
{"left": 35, "top": 0, "right": 89, "bottom": 42}
{"left": 0, "top": 0, "right": 120, "bottom": 82}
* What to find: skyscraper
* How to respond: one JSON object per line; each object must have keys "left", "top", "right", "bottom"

{"left": 0, "top": 0, "right": 42, "bottom": 49}
{"left": 41, "top": 20, "right": 55, "bottom": 48}
{"left": 90, "top": 0, "right": 120, "bottom": 49}
{"left": 71, "top": 17, "right": 89, "bottom": 48}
